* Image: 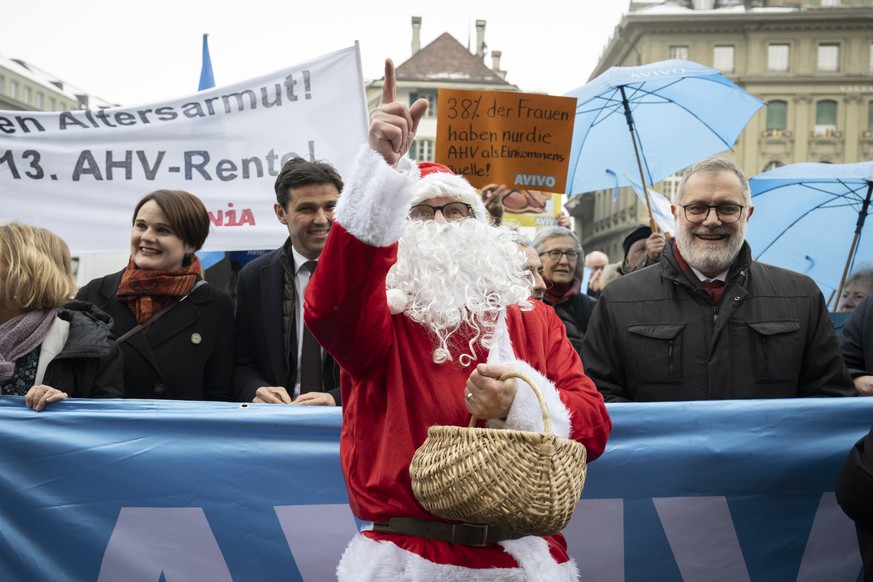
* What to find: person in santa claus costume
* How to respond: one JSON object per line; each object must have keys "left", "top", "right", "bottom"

{"left": 304, "top": 59, "right": 612, "bottom": 582}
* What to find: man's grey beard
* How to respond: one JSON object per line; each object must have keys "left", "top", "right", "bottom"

{"left": 674, "top": 220, "right": 746, "bottom": 275}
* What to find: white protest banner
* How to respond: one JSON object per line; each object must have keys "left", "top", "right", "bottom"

{"left": 0, "top": 45, "right": 367, "bottom": 253}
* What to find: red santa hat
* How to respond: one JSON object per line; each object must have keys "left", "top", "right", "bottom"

{"left": 411, "top": 162, "right": 488, "bottom": 222}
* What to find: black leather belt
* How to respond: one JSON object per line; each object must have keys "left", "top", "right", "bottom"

{"left": 371, "top": 517, "right": 526, "bottom": 547}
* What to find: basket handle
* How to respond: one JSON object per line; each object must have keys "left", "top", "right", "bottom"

{"left": 468, "top": 370, "right": 551, "bottom": 434}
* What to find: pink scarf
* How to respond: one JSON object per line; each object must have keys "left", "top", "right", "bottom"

{"left": 0, "top": 309, "right": 58, "bottom": 383}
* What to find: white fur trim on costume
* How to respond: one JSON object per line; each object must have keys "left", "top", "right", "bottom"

{"left": 485, "top": 311, "right": 573, "bottom": 438}
{"left": 487, "top": 309, "right": 515, "bottom": 363}
{"left": 334, "top": 145, "right": 420, "bottom": 247}
{"left": 500, "top": 537, "right": 580, "bottom": 582}
{"left": 336, "top": 533, "right": 578, "bottom": 582}
{"left": 386, "top": 288, "right": 408, "bottom": 315}
{"left": 486, "top": 359, "right": 572, "bottom": 438}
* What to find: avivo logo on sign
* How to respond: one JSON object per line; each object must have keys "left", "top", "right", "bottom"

{"left": 514, "top": 173, "right": 556, "bottom": 189}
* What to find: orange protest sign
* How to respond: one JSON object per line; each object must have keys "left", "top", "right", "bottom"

{"left": 435, "top": 89, "right": 576, "bottom": 192}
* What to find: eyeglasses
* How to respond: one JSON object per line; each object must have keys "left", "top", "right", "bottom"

{"left": 409, "top": 202, "right": 474, "bottom": 221}
{"left": 681, "top": 204, "right": 745, "bottom": 224}
{"left": 539, "top": 250, "right": 579, "bottom": 261}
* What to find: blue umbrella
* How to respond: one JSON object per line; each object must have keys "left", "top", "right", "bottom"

{"left": 565, "top": 60, "right": 764, "bottom": 230}
{"left": 746, "top": 161, "right": 873, "bottom": 309}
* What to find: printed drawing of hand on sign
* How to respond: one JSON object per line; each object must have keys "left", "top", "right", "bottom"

{"left": 481, "top": 184, "right": 550, "bottom": 215}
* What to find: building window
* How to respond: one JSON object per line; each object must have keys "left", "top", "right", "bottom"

{"left": 669, "top": 45, "right": 689, "bottom": 60}
{"left": 410, "top": 139, "right": 434, "bottom": 162}
{"left": 867, "top": 101, "right": 873, "bottom": 136}
{"left": 10, "top": 80, "right": 19, "bottom": 99}
{"left": 23, "top": 86, "right": 32, "bottom": 105}
{"left": 821, "top": 0, "right": 841, "bottom": 6}
{"left": 0, "top": 74, "right": 5, "bottom": 94}
{"left": 411, "top": 92, "right": 437, "bottom": 118}
{"left": 661, "top": 174, "right": 682, "bottom": 203}
{"left": 763, "top": 161, "right": 784, "bottom": 173}
{"left": 818, "top": 43, "right": 840, "bottom": 72}
{"left": 36, "top": 92, "right": 44, "bottom": 109}
{"left": 814, "top": 100, "right": 838, "bottom": 137}
{"left": 765, "top": 100, "right": 788, "bottom": 136}
{"left": 768, "top": 44, "right": 790, "bottom": 73}
{"left": 713, "top": 46, "right": 734, "bottom": 73}
{"left": 49, "top": 97, "right": 56, "bottom": 111}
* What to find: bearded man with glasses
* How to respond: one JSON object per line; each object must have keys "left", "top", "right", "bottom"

{"left": 581, "top": 156, "right": 853, "bottom": 402}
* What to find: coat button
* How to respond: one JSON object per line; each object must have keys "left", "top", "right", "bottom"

{"left": 153, "top": 383, "right": 167, "bottom": 396}
{"left": 191, "top": 333, "right": 202, "bottom": 344}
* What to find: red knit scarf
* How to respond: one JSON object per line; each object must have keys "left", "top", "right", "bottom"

{"left": 116, "top": 256, "right": 202, "bottom": 324}
{"left": 544, "top": 278, "right": 581, "bottom": 307}
{"left": 672, "top": 246, "right": 726, "bottom": 305}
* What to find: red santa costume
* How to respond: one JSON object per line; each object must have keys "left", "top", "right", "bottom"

{"left": 305, "top": 146, "right": 612, "bottom": 581}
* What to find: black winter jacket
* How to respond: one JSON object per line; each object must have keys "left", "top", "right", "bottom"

{"left": 836, "top": 423, "right": 873, "bottom": 580}
{"left": 581, "top": 240, "right": 854, "bottom": 401}
{"left": 547, "top": 291, "right": 596, "bottom": 357}
{"left": 840, "top": 294, "right": 873, "bottom": 379}
{"left": 41, "top": 301, "right": 123, "bottom": 398}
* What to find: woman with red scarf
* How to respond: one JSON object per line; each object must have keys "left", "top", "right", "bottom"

{"left": 77, "top": 190, "right": 234, "bottom": 401}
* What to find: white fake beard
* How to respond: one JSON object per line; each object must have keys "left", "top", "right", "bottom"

{"left": 387, "top": 219, "right": 533, "bottom": 366}
{"left": 675, "top": 219, "right": 746, "bottom": 275}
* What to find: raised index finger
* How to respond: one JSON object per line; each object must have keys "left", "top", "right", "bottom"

{"left": 381, "top": 59, "right": 396, "bottom": 105}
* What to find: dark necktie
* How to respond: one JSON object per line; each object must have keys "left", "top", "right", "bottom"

{"left": 299, "top": 261, "right": 323, "bottom": 393}
{"left": 700, "top": 279, "right": 726, "bottom": 304}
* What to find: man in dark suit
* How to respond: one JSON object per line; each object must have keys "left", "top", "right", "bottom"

{"left": 232, "top": 157, "right": 342, "bottom": 405}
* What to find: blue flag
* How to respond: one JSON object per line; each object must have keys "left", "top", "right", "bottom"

{"left": 198, "top": 33, "right": 215, "bottom": 91}
{"left": 195, "top": 33, "right": 225, "bottom": 270}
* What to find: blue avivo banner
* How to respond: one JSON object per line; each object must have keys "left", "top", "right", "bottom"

{"left": 0, "top": 398, "right": 870, "bottom": 581}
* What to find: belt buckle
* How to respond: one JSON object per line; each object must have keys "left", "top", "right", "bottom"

{"left": 451, "top": 522, "right": 489, "bottom": 546}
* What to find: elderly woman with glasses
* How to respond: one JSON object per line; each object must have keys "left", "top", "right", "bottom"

{"left": 531, "top": 226, "right": 596, "bottom": 356}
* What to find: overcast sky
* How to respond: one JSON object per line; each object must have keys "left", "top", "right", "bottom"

{"left": 2, "top": 1, "right": 628, "bottom": 107}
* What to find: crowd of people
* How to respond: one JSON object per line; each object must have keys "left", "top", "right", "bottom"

{"left": 4, "top": 57, "right": 873, "bottom": 580}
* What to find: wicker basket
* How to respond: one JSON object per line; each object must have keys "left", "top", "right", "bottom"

{"left": 409, "top": 371, "right": 587, "bottom": 537}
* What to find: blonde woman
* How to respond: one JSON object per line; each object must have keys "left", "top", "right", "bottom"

{"left": 0, "top": 222, "right": 122, "bottom": 411}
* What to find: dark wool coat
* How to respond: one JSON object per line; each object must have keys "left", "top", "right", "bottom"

{"left": 840, "top": 294, "right": 873, "bottom": 379}
{"left": 547, "top": 291, "right": 596, "bottom": 357}
{"left": 836, "top": 422, "right": 873, "bottom": 581}
{"left": 77, "top": 270, "right": 234, "bottom": 401}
